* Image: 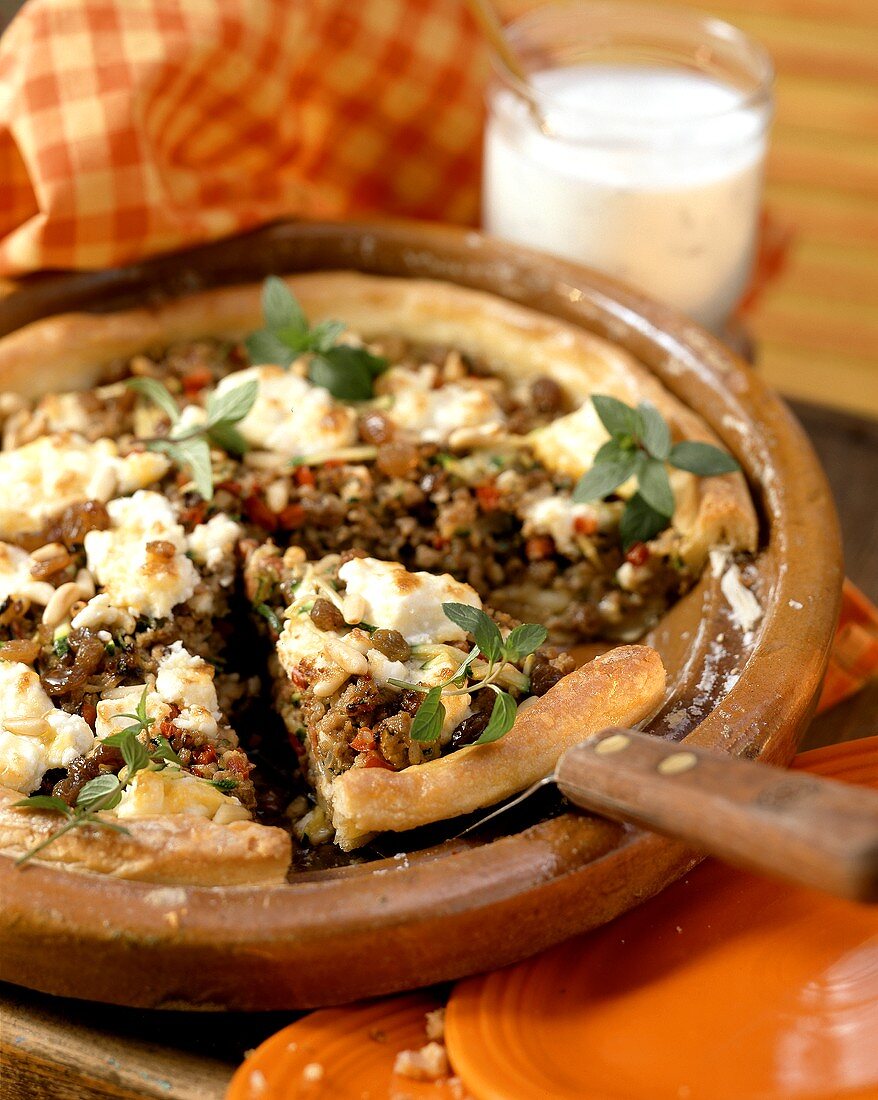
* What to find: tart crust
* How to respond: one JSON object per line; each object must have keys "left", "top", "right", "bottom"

{"left": 0, "top": 786, "right": 291, "bottom": 885}
{"left": 330, "top": 645, "right": 666, "bottom": 850}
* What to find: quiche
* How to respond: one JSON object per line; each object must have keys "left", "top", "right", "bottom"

{"left": 0, "top": 272, "right": 757, "bottom": 882}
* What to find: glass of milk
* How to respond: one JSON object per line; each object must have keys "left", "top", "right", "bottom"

{"left": 483, "top": 2, "right": 774, "bottom": 333}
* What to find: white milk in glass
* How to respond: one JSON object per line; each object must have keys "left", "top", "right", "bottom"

{"left": 484, "top": 65, "right": 769, "bottom": 331}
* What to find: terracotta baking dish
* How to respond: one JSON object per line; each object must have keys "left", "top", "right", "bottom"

{"left": 0, "top": 220, "right": 843, "bottom": 1010}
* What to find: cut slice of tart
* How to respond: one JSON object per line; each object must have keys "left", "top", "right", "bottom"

{"left": 0, "top": 484, "right": 291, "bottom": 884}
{"left": 244, "top": 545, "right": 666, "bottom": 851}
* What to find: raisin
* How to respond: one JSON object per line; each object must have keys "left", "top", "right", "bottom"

{"left": 370, "top": 629, "right": 410, "bottom": 662}
{"left": 359, "top": 411, "right": 394, "bottom": 445}
{"left": 309, "top": 598, "right": 345, "bottom": 632}
{"left": 376, "top": 440, "right": 420, "bottom": 478}
{"left": 530, "top": 659, "right": 564, "bottom": 697}
{"left": 530, "top": 375, "right": 565, "bottom": 414}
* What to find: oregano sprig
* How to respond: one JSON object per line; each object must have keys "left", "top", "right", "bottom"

{"left": 390, "top": 604, "right": 548, "bottom": 746}
{"left": 245, "top": 276, "right": 387, "bottom": 401}
{"left": 127, "top": 376, "right": 258, "bottom": 500}
{"left": 14, "top": 687, "right": 182, "bottom": 867}
{"left": 572, "top": 394, "right": 740, "bottom": 548}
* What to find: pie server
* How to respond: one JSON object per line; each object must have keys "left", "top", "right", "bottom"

{"left": 458, "top": 727, "right": 878, "bottom": 902}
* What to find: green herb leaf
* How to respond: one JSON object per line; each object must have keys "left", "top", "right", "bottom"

{"left": 475, "top": 690, "right": 518, "bottom": 744}
{"left": 503, "top": 623, "right": 549, "bottom": 661}
{"left": 308, "top": 319, "right": 347, "bottom": 353}
{"left": 442, "top": 603, "right": 503, "bottom": 663}
{"left": 13, "top": 795, "right": 73, "bottom": 816}
{"left": 619, "top": 493, "right": 670, "bottom": 549}
{"left": 262, "top": 275, "right": 307, "bottom": 334}
{"left": 410, "top": 685, "right": 446, "bottom": 743}
{"left": 151, "top": 436, "right": 214, "bottom": 500}
{"left": 244, "top": 329, "right": 296, "bottom": 368}
{"left": 668, "top": 441, "right": 740, "bottom": 476}
{"left": 151, "top": 736, "right": 181, "bottom": 766}
{"left": 309, "top": 345, "right": 387, "bottom": 402}
{"left": 53, "top": 635, "right": 70, "bottom": 658}
{"left": 120, "top": 732, "right": 150, "bottom": 779}
{"left": 206, "top": 421, "right": 248, "bottom": 456}
{"left": 636, "top": 455, "right": 675, "bottom": 517}
{"left": 572, "top": 453, "right": 637, "bottom": 503}
{"left": 76, "top": 774, "right": 123, "bottom": 812}
{"left": 210, "top": 777, "right": 238, "bottom": 792}
{"left": 126, "top": 377, "right": 180, "bottom": 424}
{"left": 256, "top": 602, "right": 282, "bottom": 633}
{"left": 638, "top": 401, "right": 671, "bottom": 460}
{"left": 592, "top": 394, "right": 641, "bottom": 439}
{"left": 450, "top": 645, "right": 481, "bottom": 685}
{"left": 205, "top": 378, "right": 258, "bottom": 426}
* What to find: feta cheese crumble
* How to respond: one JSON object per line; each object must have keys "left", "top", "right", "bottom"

{"left": 0, "top": 661, "right": 93, "bottom": 793}
{"left": 84, "top": 491, "right": 199, "bottom": 620}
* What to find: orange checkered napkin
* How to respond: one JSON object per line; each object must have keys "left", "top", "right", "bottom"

{"left": 817, "top": 580, "right": 878, "bottom": 714}
{"left": 0, "top": 0, "right": 493, "bottom": 276}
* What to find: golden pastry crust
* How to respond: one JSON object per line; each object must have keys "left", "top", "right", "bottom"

{"left": 0, "top": 272, "right": 756, "bottom": 566}
{"left": 330, "top": 645, "right": 666, "bottom": 850}
{"left": 0, "top": 787, "right": 291, "bottom": 885}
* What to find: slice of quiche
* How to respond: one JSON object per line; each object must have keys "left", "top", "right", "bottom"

{"left": 244, "top": 545, "right": 666, "bottom": 851}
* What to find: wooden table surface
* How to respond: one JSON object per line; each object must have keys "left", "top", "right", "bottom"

{"left": 1, "top": 399, "right": 876, "bottom": 1100}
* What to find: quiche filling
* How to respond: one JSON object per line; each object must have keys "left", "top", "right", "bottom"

{"left": 0, "top": 273, "right": 755, "bottom": 877}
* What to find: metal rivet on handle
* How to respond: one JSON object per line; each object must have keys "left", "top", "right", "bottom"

{"left": 595, "top": 733, "right": 631, "bottom": 755}
{"left": 658, "top": 751, "right": 698, "bottom": 776}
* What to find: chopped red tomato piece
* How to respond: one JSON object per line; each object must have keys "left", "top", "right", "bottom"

{"left": 182, "top": 367, "right": 214, "bottom": 396}
{"left": 351, "top": 729, "right": 376, "bottom": 752}
{"left": 525, "top": 535, "right": 555, "bottom": 561}
{"left": 475, "top": 481, "right": 501, "bottom": 512}
{"left": 294, "top": 466, "right": 316, "bottom": 487}
{"left": 244, "top": 494, "right": 278, "bottom": 531}
{"left": 574, "top": 513, "right": 598, "bottom": 536}
{"left": 279, "top": 503, "right": 306, "bottom": 529}
{"left": 362, "top": 750, "right": 395, "bottom": 770}
{"left": 626, "top": 542, "right": 650, "bottom": 566}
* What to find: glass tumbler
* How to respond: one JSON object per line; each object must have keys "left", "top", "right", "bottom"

{"left": 482, "top": 2, "right": 774, "bottom": 332}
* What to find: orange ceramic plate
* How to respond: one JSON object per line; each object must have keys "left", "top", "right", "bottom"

{"left": 445, "top": 738, "right": 878, "bottom": 1100}
{"left": 226, "top": 992, "right": 470, "bottom": 1100}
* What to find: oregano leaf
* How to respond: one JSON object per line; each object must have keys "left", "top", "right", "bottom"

{"left": 638, "top": 401, "right": 671, "bottom": 460}
{"left": 262, "top": 275, "right": 306, "bottom": 334}
{"left": 244, "top": 329, "right": 297, "bottom": 368}
{"left": 205, "top": 378, "right": 258, "bottom": 426}
{"left": 126, "top": 377, "right": 180, "bottom": 424}
{"left": 503, "top": 623, "right": 548, "bottom": 661}
{"left": 668, "top": 441, "right": 740, "bottom": 476}
{"left": 410, "top": 685, "right": 446, "bottom": 743}
{"left": 76, "top": 774, "right": 123, "bottom": 813}
{"left": 572, "top": 454, "right": 637, "bottom": 503}
{"left": 442, "top": 603, "right": 503, "bottom": 663}
{"left": 475, "top": 691, "right": 518, "bottom": 744}
{"left": 619, "top": 493, "right": 670, "bottom": 549}
{"left": 636, "top": 456, "right": 675, "bottom": 517}
{"left": 13, "top": 795, "right": 73, "bottom": 816}
{"left": 592, "top": 394, "right": 641, "bottom": 439}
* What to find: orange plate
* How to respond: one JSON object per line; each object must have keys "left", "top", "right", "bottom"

{"left": 445, "top": 738, "right": 878, "bottom": 1100}
{"left": 226, "top": 992, "right": 470, "bottom": 1100}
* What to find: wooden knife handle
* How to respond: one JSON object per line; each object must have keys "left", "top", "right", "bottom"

{"left": 554, "top": 729, "right": 878, "bottom": 902}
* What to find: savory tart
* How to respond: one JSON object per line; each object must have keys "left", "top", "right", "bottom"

{"left": 0, "top": 271, "right": 756, "bottom": 879}
{"left": 243, "top": 546, "right": 665, "bottom": 850}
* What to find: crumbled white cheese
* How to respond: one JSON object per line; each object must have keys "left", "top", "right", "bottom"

{"left": 212, "top": 365, "right": 358, "bottom": 456}
{"left": 0, "top": 542, "right": 54, "bottom": 606}
{"left": 338, "top": 557, "right": 482, "bottom": 645}
{"left": 96, "top": 642, "right": 222, "bottom": 743}
{"left": 519, "top": 494, "right": 602, "bottom": 556}
{"left": 111, "top": 767, "right": 249, "bottom": 822}
{"left": 187, "top": 514, "right": 242, "bottom": 577}
{"left": 70, "top": 593, "right": 136, "bottom": 634}
{"left": 393, "top": 1042, "right": 449, "bottom": 1082}
{"left": 379, "top": 364, "right": 506, "bottom": 443}
{"left": 0, "top": 434, "right": 169, "bottom": 538}
{"left": 155, "top": 642, "right": 219, "bottom": 713}
{"left": 720, "top": 563, "right": 763, "bottom": 633}
{"left": 527, "top": 400, "right": 612, "bottom": 479}
{"left": 277, "top": 616, "right": 369, "bottom": 700}
{"left": 0, "top": 661, "right": 93, "bottom": 792}
{"left": 84, "top": 491, "right": 199, "bottom": 620}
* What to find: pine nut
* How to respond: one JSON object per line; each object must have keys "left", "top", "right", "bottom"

{"left": 87, "top": 464, "right": 118, "bottom": 502}
{"left": 4, "top": 716, "right": 51, "bottom": 737}
{"left": 341, "top": 594, "right": 366, "bottom": 625}
{"left": 75, "top": 569, "right": 96, "bottom": 600}
{"left": 42, "top": 582, "right": 83, "bottom": 628}
{"left": 30, "top": 542, "right": 66, "bottom": 563}
{"left": 265, "top": 480, "right": 289, "bottom": 514}
{"left": 19, "top": 581, "right": 55, "bottom": 606}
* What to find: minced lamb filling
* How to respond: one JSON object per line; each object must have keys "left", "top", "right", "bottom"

{"left": 0, "top": 333, "right": 696, "bottom": 644}
{"left": 0, "top": 319, "right": 700, "bottom": 854}
{"left": 242, "top": 545, "right": 573, "bottom": 844}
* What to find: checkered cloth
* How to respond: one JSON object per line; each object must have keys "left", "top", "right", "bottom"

{"left": 0, "top": 0, "right": 493, "bottom": 275}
